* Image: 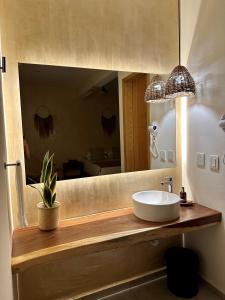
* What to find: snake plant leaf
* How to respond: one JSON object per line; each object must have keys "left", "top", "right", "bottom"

{"left": 40, "top": 151, "right": 49, "bottom": 183}
{"left": 41, "top": 160, "right": 49, "bottom": 184}
{"left": 50, "top": 173, "right": 57, "bottom": 194}
{"left": 38, "top": 151, "right": 57, "bottom": 208}
{"left": 29, "top": 184, "right": 45, "bottom": 202}
{"left": 52, "top": 193, "right": 56, "bottom": 206}
{"left": 43, "top": 184, "right": 52, "bottom": 207}
{"left": 44, "top": 154, "right": 54, "bottom": 185}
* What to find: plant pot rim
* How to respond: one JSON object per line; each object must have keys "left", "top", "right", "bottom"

{"left": 37, "top": 201, "right": 60, "bottom": 209}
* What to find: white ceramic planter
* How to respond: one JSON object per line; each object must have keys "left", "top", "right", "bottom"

{"left": 37, "top": 201, "right": 60, "bottom": 231}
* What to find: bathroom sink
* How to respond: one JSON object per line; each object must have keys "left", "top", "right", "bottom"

{"left": 132, "top": 190, "right": 180, "bottom": 222}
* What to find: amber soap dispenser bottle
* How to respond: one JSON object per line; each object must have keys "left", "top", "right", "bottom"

{"left": 180, "top": 187, "right": 187, "bottom": 203}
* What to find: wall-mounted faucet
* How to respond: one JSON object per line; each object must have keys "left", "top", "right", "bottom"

{"left": 161, "top": 176, "right": 173, "bottom": 193}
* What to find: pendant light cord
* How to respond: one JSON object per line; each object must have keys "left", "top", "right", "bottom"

{"left": 178, "top": 0, "right": 181, "bottom": 65}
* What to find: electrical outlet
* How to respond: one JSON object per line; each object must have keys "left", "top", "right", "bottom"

{"left": 197, "top": 152, "right": 205, "bottom": 168}
{"left": 168, "top": 150, "right": 176, "bottom": 163}
{"left": 209, "top": 155, "right": 219, "bottom": 171}
{"left": 160, "top": 150, "right": 167, "bottom": 162}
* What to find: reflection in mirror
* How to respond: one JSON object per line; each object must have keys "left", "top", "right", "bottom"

{"left": 145, "top": 73, "right": 176, "bottom": 170}
{"left": 148, "top": 91, "right": 176, "bottom": 170}
{"left": 18, "top": 64, "right": 176, "bottom": 184}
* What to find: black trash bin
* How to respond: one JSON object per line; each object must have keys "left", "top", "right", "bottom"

{"left": 165, "top": 247, "right": 199, "bottom": 298}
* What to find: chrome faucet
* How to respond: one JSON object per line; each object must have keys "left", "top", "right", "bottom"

{"left": 160, "top": 176, "right": 173, "bottom": 193}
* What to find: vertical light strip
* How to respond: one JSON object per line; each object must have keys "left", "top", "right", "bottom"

{"left": 181, "top": 96, "right": 194, "bottom": 248}
{"left": 181, "top": 96, "right": 192, "bottom": 199}
{"left": 181, "top": 96, "right": 187, "bottom": 181}
{"left": 181, "top": 97, "right": 187, "bottom": 248}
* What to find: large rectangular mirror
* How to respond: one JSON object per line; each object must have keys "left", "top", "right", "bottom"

{"left": 19, "top": 63, "right": 176, "bottom": 183}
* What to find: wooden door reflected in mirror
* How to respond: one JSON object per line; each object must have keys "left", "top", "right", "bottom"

{"left": 123, "top": 73, "right": 148, "bottom": 172}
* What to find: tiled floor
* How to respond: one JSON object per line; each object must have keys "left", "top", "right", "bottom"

{"left": 99, "top": 277, "right": 223, "bottom": 300}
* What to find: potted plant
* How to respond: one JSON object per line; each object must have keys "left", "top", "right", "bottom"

{"left": 32, "top": 151, "right": 60, "bottom": 231}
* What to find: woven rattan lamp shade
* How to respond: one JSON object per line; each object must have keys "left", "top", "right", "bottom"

{"left": 165, "top": 65, "right": 196, "bottom": 99}
{"left": 145, "top": 75, "right": 170, "bottom": 103}
{"left": 165, "top": 0, "right": 196, "bottom": 99}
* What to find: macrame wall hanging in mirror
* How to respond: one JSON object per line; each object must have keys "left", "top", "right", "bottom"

{"left": 34, "top": 105, "right": 54, "bottom": 138}
{"left": 101, "top": 109, "right": 116, "bottom": 136}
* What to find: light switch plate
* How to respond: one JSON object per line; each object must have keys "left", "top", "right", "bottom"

{"left": 197, "top": 152, "right": 205, "bottom": 168}
{"left": 167, "top": 150, "right": 176, "bottom": 163}
{"left": 160, "top": 150, "right": 167, "bottom": 162}
{"left": 210, "top": 155, "right": 219, "bottom": 171}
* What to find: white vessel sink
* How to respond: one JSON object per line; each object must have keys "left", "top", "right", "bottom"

{"left": 132, "top": 190, "right": 180, "bottom": 222}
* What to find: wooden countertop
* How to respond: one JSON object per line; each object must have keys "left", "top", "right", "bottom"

{"left": 12, "top": 204, "right": 222, "bottom": 273}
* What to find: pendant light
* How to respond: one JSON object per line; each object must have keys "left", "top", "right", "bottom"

{"left": 145, "top": 75, "right": 169, "bottom": 103}
{"left": 165, "top": 0, "right": 196, "bottom": 99}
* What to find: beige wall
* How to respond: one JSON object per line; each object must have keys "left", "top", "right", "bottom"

{"left": 0, "top": 40, "right": 13, "bottom": 300}
{"left": 0, "top": 100, "right": 13, "bottom": 300}
{"left": 182, "top": 0, "right": 225, "bottom": 293}
{"left": 180, "top": 0, "right": 202, "bottom": 68}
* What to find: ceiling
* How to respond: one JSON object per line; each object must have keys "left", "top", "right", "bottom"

{"left": 19, "top": 63, "right": 118, "bottom": 96}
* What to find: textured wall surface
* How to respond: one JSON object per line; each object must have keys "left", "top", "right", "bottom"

{"left": 0, "top": 37, "right": 13, "bottom": 300}
{"left": 182, "top": 0, "right": 225, "bottom": 293}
